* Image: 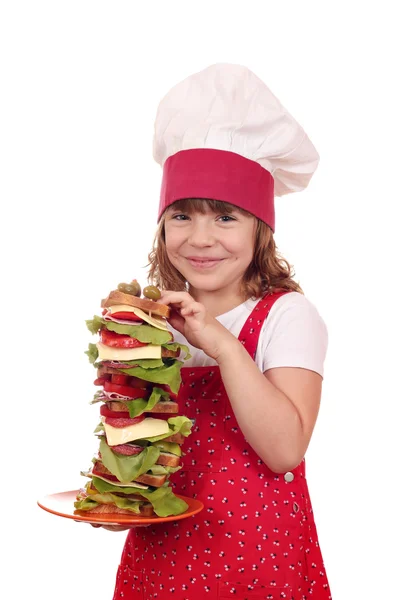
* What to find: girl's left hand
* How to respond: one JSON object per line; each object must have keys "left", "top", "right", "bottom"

{"left": 159, "top": 291, "right": 234, "bottom": 361}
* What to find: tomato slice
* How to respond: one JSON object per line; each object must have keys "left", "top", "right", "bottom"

{"left": 104, "top": 415, "right": 145, "bottom": 428}
{"left": 111, "top": 374, "right": 129, "bottom": 385}
{"left": 100, "top": 328, "right": 148, "bottom": 349}
{"left": 101, "top": 309, "right": 143, "bottom": 323}
{"left": 100, "top": 404, "right": 130, "bottom": 419}
{"left": 93, "top": 377, "right": 106, "bottom": 386}
{"left": 104, "top": 381, "right": 150, "bottom": 399}
{"left": 111, "top": 311, "right": 144, "bottom": 322}
{"left": 128, "top": 375, "right": 148, "bottom": 388}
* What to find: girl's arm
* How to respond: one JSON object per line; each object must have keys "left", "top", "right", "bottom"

{"left": 159, "top": 291, "right": 322, "bottom": 473}
{"left": 216, "top": 338, "right": 322, "bottom": 473}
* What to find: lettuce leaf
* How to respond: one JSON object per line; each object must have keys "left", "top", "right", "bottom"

{"left": 104, "top": 320, "right": 173, "bottom": 345}
{"left": 74, "top": 492, "right": 143, "bottom": 514}
{"left": 86, "top": 316, "right": 173, "bottom": 345}
{"left": 123, "top": 358, "right": 165, "bottom": 369}
{"left": 85, "top": 315, "right": 104, "bottom": 335}
{"left": 85, "top": 478, "right": 189, "bottom": 516}
{"left": 147, "top": 464, "right": 182, "bottom": 475}
{"left": 74, "top": 480, "right": 188, "bottom": 517}
{"left": 152, "top": 441, "right": 182, "bottom": 456}
{"left": 162, "top": 342, "right": 191, "bottom": 361}
{"left": 85, "top": 343, "right": 99, "bottom": 364}
{"left": 119, "top": 360, "right": 183, "bottom": 394}
{"left": 99, "top": 438, "right": 160, "bottom": 483}
{"left": 124, "top": 387, "right": 169, "bottom": 418}
{"left": 90, "top": 391, "right": 104, "bottom": 405}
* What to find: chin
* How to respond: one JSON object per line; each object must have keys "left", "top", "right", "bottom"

{"left": 189, "top": 274, "right": 236, "bottom": 292}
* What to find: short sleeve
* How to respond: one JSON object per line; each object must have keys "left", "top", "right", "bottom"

{"left": 255, "top": 292, "right": 329, "bottom": 378}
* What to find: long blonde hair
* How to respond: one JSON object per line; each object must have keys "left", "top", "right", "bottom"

{"left": 146, "top": 199, "right": 304, "bottom": 299}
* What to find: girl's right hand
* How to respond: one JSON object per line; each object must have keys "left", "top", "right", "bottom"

{"left": 90, "top": 523, "right": 133, "bottom": 531}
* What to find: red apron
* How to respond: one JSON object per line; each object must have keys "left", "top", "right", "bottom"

{"left": 113, "top": 291, "right": 332, "bottom": 600}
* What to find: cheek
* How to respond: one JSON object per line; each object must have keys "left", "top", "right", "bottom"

{"left": 164, "top": 232, "right": 183, "bottom": 265}
{"left": 225, "top": 235, "right": 253, "bottom": 259}
{"left": 164, "top": 226, "right": 179, "bottom": 252}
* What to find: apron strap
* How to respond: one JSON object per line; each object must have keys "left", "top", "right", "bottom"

{"left": 238, "top": 289, "right": 291, "bottom": 359}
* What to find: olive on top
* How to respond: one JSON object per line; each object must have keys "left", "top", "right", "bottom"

{"left": 117, "top": 280, "right": 141, "bottom": 296}
{"left": 143, "top": 285, "right": 161, "bottom": 300}
{"left": 116, "top": 280, "right": 161, "bottom": 300}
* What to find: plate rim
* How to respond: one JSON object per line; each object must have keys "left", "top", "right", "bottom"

{"left": 37, "top": 489, "right": 204, "bottom": 525}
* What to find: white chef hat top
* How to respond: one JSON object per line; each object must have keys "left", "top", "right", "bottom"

{"left": 153, "top": 63, "right": 319, "bottom": 231}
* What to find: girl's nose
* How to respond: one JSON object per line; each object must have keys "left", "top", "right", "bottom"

{"left": 187, "top": 223, "right": 215, "bottom": 247}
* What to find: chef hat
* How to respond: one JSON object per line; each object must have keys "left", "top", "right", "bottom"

{"left": 153, "top": 63, "right": 319, "bottom": 232}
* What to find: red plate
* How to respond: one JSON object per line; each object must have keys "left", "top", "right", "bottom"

{"left": 37, "top": 490, "right": 204, "bottom": 525}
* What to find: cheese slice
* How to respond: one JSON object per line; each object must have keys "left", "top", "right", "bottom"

{"left": 96, "top": 342, "right": 161, "bottom": 361}
{"left": 103, "top": 417, "right": 170, "bottom": 446}
{"left": 107, "top": 305, "right": 168, "bottom": 331}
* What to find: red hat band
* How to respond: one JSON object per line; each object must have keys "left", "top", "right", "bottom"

{"left": 158, "top": 148, "right": 275, "bottom": 231}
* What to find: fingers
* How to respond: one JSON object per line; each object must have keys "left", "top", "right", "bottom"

{"left": 160, "top": 291, "right": 203, "bottom": 316}
{"left": 93, "top": 524, "right": 148, "bottom": 531}
{"left": 76, "top": 521, "right": 124, "bottom": 530}
{"left": 181, "top": 302, "right": 203, "bottom": 317}
{"left": 159, "top": 291, "right": 193, "bottom": 306}
{"left": 82, "top": 522, "right": 149, "bottom": 531}
{"left": 98, "top": 525, "right": 132, "bottom": 532}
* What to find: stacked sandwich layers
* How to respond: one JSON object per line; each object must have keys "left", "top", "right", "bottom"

{"left": 74, "top": 283, "right": 192, "bottom": 518}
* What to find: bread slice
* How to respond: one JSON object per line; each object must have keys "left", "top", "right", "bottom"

{"left": 157, "top": 451, "right": 181, "bottom": 468}
{"left": 101, "top": 290, "right": 170, "bottom": 318}
{"left": 84, "top": 502, "right": 154, "bottom": 517}
{"left": 150, "top": 401, "right": 179, "bottom": 413}
{"left": 134, "top": 473, "right": 167, "bottom": 487}
{"left": 164, "top": 432, "right": 186, "bottom": 445}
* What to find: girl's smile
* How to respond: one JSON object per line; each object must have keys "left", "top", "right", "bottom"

{"left": 186, "top": 257, "right": 225, "bottom": 269}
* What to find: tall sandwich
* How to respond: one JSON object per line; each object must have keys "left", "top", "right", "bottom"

{"left": 75, "top": 280, "right": 192, "bottom": 518}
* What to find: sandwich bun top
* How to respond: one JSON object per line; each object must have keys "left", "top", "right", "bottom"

{"left": 101, "top": 290, "right": 170, "bottom": 319}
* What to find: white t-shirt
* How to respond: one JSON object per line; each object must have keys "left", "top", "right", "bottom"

{"left": 168, "top": 292, "right": 329, "bottom": 378}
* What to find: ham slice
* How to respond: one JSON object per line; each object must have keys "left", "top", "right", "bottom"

{"left": 102, "top": 361, "right": 138, "bottom": 369}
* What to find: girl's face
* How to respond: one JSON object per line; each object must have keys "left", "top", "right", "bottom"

{"left": 164, "top": 204, "right": 257, "bottom": 298}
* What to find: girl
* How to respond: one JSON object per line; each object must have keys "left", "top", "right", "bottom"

{"left": 112, "top": 63, "right": 332, "bottom": 599}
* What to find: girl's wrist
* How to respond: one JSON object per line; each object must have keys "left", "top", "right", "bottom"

{"left": 214, "top": 333, "right": 246, "bottom": 366}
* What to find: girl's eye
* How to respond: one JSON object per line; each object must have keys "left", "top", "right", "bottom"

{"left": 171, "top": 214, "right": 189, "bottom": 220}
{"left": 218, "top": 215, "right": 236, "bottom": 222}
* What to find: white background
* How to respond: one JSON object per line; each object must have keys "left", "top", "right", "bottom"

{"left": 1, "top": 1, "right": 399, "bottom": 598}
